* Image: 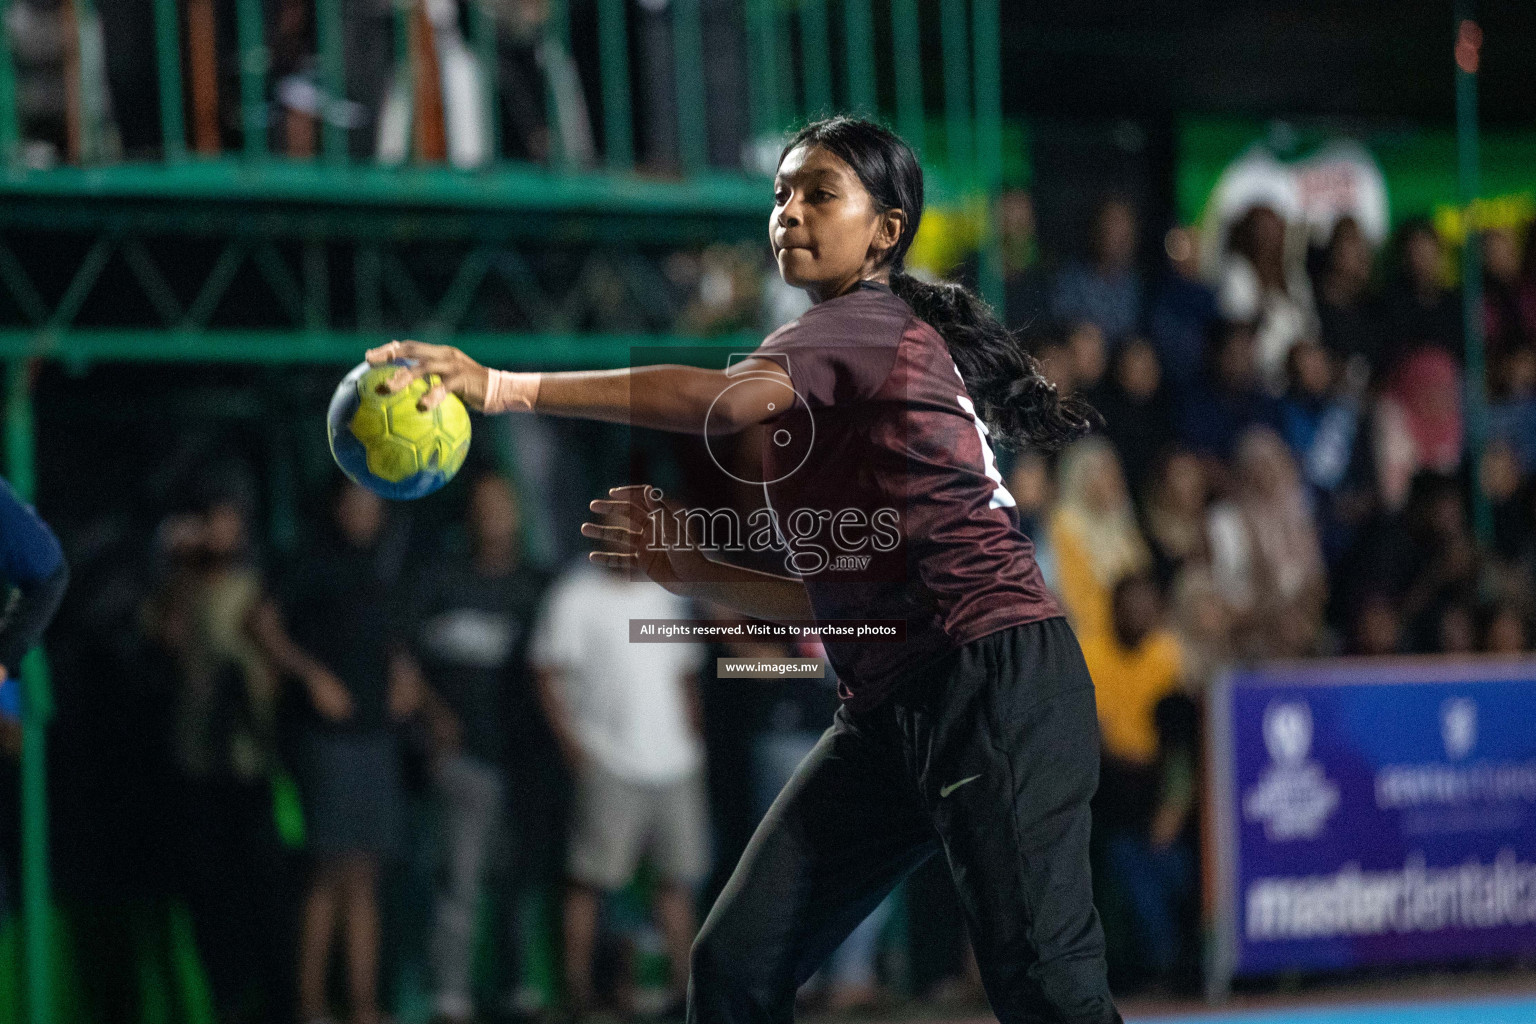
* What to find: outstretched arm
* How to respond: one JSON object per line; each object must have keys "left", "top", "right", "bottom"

{"left": 365, "top": 340, "right": 791, "bottom": 436}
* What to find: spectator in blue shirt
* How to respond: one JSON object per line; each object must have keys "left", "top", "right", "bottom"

{"left": 0, "top": 476, "right": 67, "bottom": 689}
{"left": 1053, "top": 197, "right": 1143, "bottom": 343}
{"left": 1148, "top": 226, "right": 1219, "bottom": 390}
{"left": 1178, "top": 320, "right": 1282, "bottom": 463}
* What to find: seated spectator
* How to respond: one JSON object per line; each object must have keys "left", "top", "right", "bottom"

{"left": 1436, "top": 601, "right": 1478, "bottom": 655}
{"left": 1142, "top": 450, "right": 1210, "bottom": 590}
{"left": 1177, "top": 320, "right": 1282, "bottom": 462}
{"left": 1482, "top": 226, "right": 1529, "bottom": 365}
{"left": 999, "top": 189, "right": 1052, "bottom": 331}
{"left": 1148, "top": 226, "right": 1219, "bottom": 390}
{"left": 1483, "top": 602, "right": 1530, "bottom": 655}
{"left": 1081, "top": 574, "right": 1196, "bottom": 990}
{"left": 1049, "top": 437, "right": 1151, "bottom": 642}
{"left": 1052, "top": 198, "right": 1142, "bottom": 343}
{"left": 1207, "top": 427, "right": 1327, "bottom": 658}
{"left": 1377, "top": 218, "right": 1462, "bottom": 371}
{"left": 1170, "top": 566, "right": 1231, "bottom": 692}
{"left": 1518, "top": 220, "right": 1536, "bottom": 348}
{"left": 1374, "top": 347, "right": 1463, "bottom": 512}
{"left": 1067, "top": 320, "right": 1112, "bottom": 407}
{"left": 1097, "top": 336, "right": 1173, "bottom": 496}
{"left": 1279, "top": 341, "right": 1349, "bottom": 486}
{"left": 1349, "top": 592, "right": 1404, "bottom": 657}
{"left": 1482, "top": 437, "right": 1529, "bottom": 564}
{"left": 1313, "top": 216, "right": 1381, "bottom": 370}
{"left": 1279, "top": 340, "right": 1375, "bottom": 562}
{"left": 1386, "top": 474, "right": 1480, "bottom": 653}
{"left": 1488, "top": 347, "right": 1536, "bottom": 473}
{"left": 1082, "top": 574, "right": 1184, "bottom": 771}
{"left": 1216, "top": 205, "right": 1317, "bottom": 393}
{"left": 530, "top": 550, "right": 708, "bottom": 1018}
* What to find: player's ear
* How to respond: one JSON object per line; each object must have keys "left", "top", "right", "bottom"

{"left": 872, "top": 209, "right": 905, "bottom": 261}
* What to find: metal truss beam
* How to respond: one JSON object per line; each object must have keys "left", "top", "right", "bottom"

{"left": 0, "top": 329, "right": 757, "bottom": 368}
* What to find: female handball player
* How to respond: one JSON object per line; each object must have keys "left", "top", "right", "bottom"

{"left": 369, "top": 116, "right": 1122, "bottom": 1024}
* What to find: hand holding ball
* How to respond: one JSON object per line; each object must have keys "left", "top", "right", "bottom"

{"left": 327, "top": 360, "right": 471, "bottom": 500}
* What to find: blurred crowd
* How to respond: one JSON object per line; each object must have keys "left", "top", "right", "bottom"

{"left": 988, "top": 191, "right": 1536, "bottom": 997}
{"left": 46, "top": 463, "right": 989, "bottom": 1024}
{"left": 4, "top": 0, "right": 748, "bottom": 172}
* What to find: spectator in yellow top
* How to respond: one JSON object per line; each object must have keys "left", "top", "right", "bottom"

{"left": 1080, "top": 573, "right": 1182, "bottom": 768}
{"left": 1081, "top": 572, "right": 1198, "bottom": 990}
{"left": 1048, "top": 436, "right": 1151, "bottom": 642}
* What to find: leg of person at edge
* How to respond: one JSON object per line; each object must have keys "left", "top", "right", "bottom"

{"left": 366, "top": 117, "right": 1123, "bottom": 1024}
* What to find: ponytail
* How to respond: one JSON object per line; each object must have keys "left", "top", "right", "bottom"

{"left": 780, "top": 117, "right": 1097, "bottom": 452}
{"left": 889, "top": 270, "right": 1098, "bottom": 451}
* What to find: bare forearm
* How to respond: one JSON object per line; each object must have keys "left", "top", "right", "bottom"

{"left": 667, "top": 558, "right": 814, "bottom": 625}
{"left": 534, "top": 365, "right": 735, "bottom": 433}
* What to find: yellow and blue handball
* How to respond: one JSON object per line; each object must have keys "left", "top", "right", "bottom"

{"left": 327, "top": 360, "right": 471, "bottom": 500}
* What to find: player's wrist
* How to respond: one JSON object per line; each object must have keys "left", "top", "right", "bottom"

{"left": 484, "top": 369, "right": 541, "bottom": 414}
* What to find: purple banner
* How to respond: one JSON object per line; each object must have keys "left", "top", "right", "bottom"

{"left": 1208, "top": 660, "right": 1536, "bottom": 991}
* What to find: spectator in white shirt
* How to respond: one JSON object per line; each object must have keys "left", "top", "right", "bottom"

{"left": 530, "top": 556, "right": 708, "bottom": 1016}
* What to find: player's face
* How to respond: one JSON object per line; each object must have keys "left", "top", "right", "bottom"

{"left": 771, "top": 145, "right": 900, "bottom": 301}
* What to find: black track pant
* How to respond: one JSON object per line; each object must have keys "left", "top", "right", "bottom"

{"left": 687, "top": 617, "right": 1122, "bottom": 1024}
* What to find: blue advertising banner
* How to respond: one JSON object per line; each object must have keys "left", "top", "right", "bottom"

{"left": 1208, "top": 660, "right": 1536, "bottom": 993}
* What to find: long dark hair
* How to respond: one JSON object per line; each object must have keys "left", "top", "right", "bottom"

{"left": 780, "top": 116, "right": 1097, "bottom": 451}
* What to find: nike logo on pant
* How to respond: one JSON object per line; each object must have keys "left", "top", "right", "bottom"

{"left": 940, "top": 774, "right": 982, "bottom": 798}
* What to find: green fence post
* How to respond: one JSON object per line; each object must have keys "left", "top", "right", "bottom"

{"left": 6, "top": 360, "right": 53, "bottom": 1024}
{"left": 235, "top": 0, "right": 268, "bottom": 157}
{"left": 0, "top": 0, "right": 19, "bottom": 165}
{"left": 742, "top": 0, "right": 765, "bottom": 139}
{"left": 797, "top": 0, "right": 830, "bottom": 118}
{"left": 470, "top": 0, "right": 501, "bottom": 162}
{"left": 1456, "top": 6, "right": 1488, "bottom": 545}
{"left": 756, "top": 0, "right": 781, "bottom": 135}
{"left": 891, "top": 0, "right": 922, "bottom": 153}
{"left": 597, "top": 0, "right": 633, "bottom": 169}
{"left": 543, "top": 0, "right": 570, "bottom": 166}
{"left": 972, "top": 0, "right": 1003, "bottom": 309}
{"left": 317, "top": 0, "right": 346, "bottom": 163}
{"left": 152, "top": 0, "right": 186, "bottom": 161}
{"left": 74, "top": 0, "right": 107, "bottom": 162}
{"left": 842, "top": 0, "right": 875, "bottom": 116}
{"left": 939, "top": 0, "right": 971, "bottom": 175}
{"left": 673, "top": 0, "right": 706, "bottom": 171}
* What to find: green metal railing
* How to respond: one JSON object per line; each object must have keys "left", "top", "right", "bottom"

{"left": 0, "top": 0, "right": 1004, "bottom": 186}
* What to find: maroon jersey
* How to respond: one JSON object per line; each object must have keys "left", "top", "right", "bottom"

{"left": 752, "top": 281, "right": 1061, "bottom": 710}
